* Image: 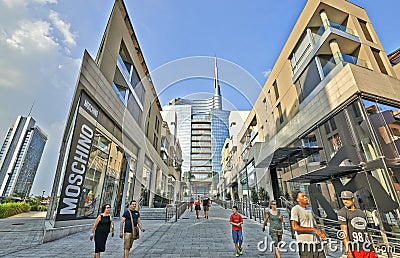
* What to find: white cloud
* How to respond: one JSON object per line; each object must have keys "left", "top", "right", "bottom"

{"left": 2, "top": 0, "right": 28, "bottom": 8}
{"left": 5, "top": 20, "right": 58, "bottom": 51}
{"left": 34, "top": 0, "right": 57, "bottom": 4}
{"left": 263, "top": 69, "right": 271, "bottom": 78}
{"left": 2, "top": 0, "right": 56, "bottom": 8}
{"left": 49, "top": 10, "right": 76, "bottom": 47}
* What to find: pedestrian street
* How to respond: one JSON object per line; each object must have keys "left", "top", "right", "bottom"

{"left": 5, "top": 204, "right": 345, "bottom": 258}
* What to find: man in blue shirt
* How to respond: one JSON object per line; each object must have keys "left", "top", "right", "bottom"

{"left": 119, "top": 200, "right": 145, "bottom": 258}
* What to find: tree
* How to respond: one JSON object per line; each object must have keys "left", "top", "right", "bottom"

{"left": 251, "top": 189, "right": 259, "bottom": 203}
{"left": 226, "top": 192, "right": 231, "bottom": 200}
{"left": 258, "top": 187, "right": 270, "bottom": 202}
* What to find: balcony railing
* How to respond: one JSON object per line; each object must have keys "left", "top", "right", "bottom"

{"left": 322, "top": 53, "right": 368, "bottom": 77}
{"left": 313, "top": 20, "right": 356, "bottom": 43}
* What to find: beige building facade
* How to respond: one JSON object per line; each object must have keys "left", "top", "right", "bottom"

{"left": 46, "top": 0, "right": 181, "bottom": 230}
{"left": 225, "top": 0, "right": 400, "bottom": 236}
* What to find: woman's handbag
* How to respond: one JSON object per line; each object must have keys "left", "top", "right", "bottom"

{"left": 110, "top": 220, "right": 114, "bottom": 233}
{"left": 129, "top": 210, "right": 139, "bottom": 240}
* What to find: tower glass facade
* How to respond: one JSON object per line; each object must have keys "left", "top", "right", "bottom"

{"left": 0, "top": 116, "right": 47, "bottom": 197}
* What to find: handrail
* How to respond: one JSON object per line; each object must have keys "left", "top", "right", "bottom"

{"left": 165, "top": 202, "right": 188, "bottom": 222}
{"left": 137, "top": 197, "right": 144, "bottom": 211}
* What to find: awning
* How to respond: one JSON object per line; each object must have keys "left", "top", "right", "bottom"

{"left": 287, "top": 165, "right": 362, "bottom": 183}
{"left": 257, "top": 146, "right": 322, "bottom": 169}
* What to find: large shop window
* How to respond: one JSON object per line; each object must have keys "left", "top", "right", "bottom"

{"left": 77, "top": 131, "right": 111, "bottom": 219}
{"left": 294, "top": 59, "right": 321, "bottom": 103}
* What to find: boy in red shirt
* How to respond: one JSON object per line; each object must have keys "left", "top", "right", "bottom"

{"left": 230, "top": 206, "right": 243, "bottom": 256}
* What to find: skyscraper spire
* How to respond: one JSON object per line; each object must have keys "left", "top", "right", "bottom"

{"left": 213, "top": 56, "right": 222, "bottom": 110}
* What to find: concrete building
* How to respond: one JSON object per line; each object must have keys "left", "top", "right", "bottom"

{"left": 164, "top": 59, "right": 230, "bottom": 196}
{"left": 389, "top": 48, "right": 400, "bottom": 78}
{"left": 160, "top": 111, "right": 183, "bottom": 201}
{"left": 0, "top": 116, "right": 47, "bottom": 197}
{"left": 46, "top": 0, "right": 181, "bottom": 233}
{"left": 225, "top": 0, "right": 400, "bottom": 237}
{"left": 218, "top": 111, "right": 250, "bottom": 201}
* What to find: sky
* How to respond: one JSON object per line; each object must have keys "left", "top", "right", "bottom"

{"left": 0, "top": 0, "right": 399, "bottom": 196}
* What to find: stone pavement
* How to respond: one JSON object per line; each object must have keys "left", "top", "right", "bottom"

{"left": 1, "top": 204, "right": 344, "bottom": 258}
{"left": 0, "top": 211, "right": 46, "bottom": 256}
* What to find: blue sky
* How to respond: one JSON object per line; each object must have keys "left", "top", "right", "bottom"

{"left": 0, "top": 0, "right": 398, "bottom": 195}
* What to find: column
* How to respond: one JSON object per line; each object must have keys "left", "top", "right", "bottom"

{"left": 329, "top": 39, "right": 342, "bottom": 64}
{"left": 319, "top": 9, "right": 330, "bottom": 29}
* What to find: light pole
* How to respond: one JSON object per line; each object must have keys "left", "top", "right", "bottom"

{"left": 41, "top": 190, "right": 45, "bottom": 203}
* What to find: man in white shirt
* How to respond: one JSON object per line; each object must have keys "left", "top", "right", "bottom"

{"left": 290, "top": 190, "right": 327, "bottom": 258}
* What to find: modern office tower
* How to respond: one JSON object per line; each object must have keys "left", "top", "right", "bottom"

{"left": 225, "top": 0, "right": 400, "bottom": 238}
{"left": 0, "top": 116, "right": 47, "bottom": 197}
{"left": 165, "top": 59, "right": 230, "bottom": 196}
{"left": 45, "top": 0, "right": 181, "bottom": 235}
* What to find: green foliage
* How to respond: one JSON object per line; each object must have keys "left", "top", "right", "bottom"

{"left": 1, "top": 196, "right": 14, "bottom": 204}
{"left": 225, "top": 192, "right": 231, "bottom": 200}
{"left": 234, "top": 192, "right": 239, "bottom": 200}
{"left": 30, "top": 204, "right": 48, "bottom": 211}
{"left": 153, "top": 194, "right": 169, "bottom": 204}
{"left": 258, "top": 187, "right": 270, "bottom": 202}
{"left": 0, "top": 202, "right": 30, "bottom": 218}
{"left": 251, "top": 189, "right": 259, "bottom": 203}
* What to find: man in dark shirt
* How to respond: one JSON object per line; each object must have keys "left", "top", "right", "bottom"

{"left": 120, "top": 200, "right": 145, "bottom": 258}
{"left": 337, "top": 191, "right": 376, "bottom": 258}
{"left": 203, "top": 196, "right": 210, "bottom": 219}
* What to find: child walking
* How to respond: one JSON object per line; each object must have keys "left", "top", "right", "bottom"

{"left": 229, "top": 206, "right": 243, "bottom": 256}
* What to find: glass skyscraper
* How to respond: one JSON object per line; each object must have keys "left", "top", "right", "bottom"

{"left": 0, "top": 116, "right": 48, "bottom": 197}
{"left": 165, "top": 58, "right": 230, "bottom": 196}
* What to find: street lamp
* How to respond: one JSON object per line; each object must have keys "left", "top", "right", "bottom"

{"left": 41, "top": 190, "right": 45, "bottom": 203}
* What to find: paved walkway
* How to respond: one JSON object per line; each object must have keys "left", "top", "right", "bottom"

{"left": 1, "top": 204, "right": 344, "bottom": 257}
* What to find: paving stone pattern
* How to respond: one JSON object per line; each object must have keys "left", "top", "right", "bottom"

{"left": 1, "top": 205, "right": 344, "bottom": 257}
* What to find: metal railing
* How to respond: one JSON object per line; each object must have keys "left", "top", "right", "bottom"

{"left": 322, "top": 52, "right": 369, "bottom": 77}
{"left": 165, "top": 202, "right": 188, "bottom": 222}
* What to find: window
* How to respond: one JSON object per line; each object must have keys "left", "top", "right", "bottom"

{"left": 277, "top": 103, "right": 284, "bottom": 124}
{"left": 294, "top": 59, "right": 321, "bottom": 103}
{"left": 273, "top": 80, "right": 280, "bottom": 100}
{"left": 153, "top": 133, "right": 158, "bottom": 150}
{"left": 329, "top": 118, "right": 337, "bottom": 131}
{"left": 371, "top": 48, "right": 388, "bottom": 75}
{"left": 324, "top": 122, "right": 331, "bottom": 134}
{"left": 127, "top": 93, "right": 142, "bottom": 124}
{"left": 155, "top": 117, "right": 160, "bottom": 133}
{"left": 146, "top": 121, "right": 150, "bottom": 137}
{"left": 358, "top": 19, "right": 373, "bottom": 42}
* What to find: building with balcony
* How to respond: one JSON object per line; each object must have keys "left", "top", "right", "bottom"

{"left": 164, "top": 59, "right": 230, "bottom": 196}
{"left": 0, "top": 116, "right": 47, "bottom": 197}
{"left": 228, "top": 0, "right": 400, "bottom": 235}
{"left": 218, "top": 111, "right": 249, "bottom": 201}
{"left": 46, "top": 0, "right": 181, "bottom": 232}
{"left": 160, "top": 111, "right": 183, "bottom": 201}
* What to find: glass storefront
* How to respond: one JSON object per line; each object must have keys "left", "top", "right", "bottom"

{"left": 279, "top": 97, "right": 400, "bottom": 235}
{"left": 53, "top": 92, "right": 130, "bottom": 222}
